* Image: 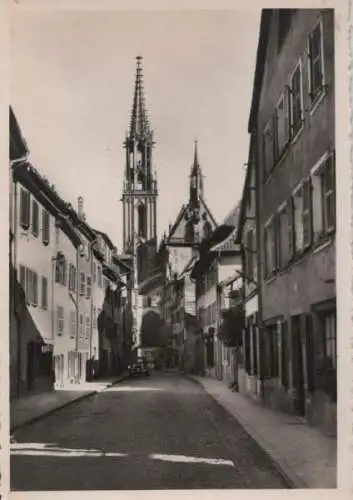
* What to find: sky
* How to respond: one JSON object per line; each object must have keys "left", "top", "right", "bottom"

{"left": 10, "top": 7, "right": 261, "bottom": 251}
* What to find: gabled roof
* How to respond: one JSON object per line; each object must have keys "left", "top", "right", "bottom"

{"left": 248, "top": 10, "right": 272, "bottom": 133}
{"left": 210, "top": 203, "right": 241, "bottom": 253}
{"left": 236, "top": 138, "right": 255, "bottom": 244}
{"left": 94, "top": 229, "right": 116, "bottom": 250}
{"left": 12, "top": 163, "right": 82, "bottom": 248}
{"left": 10, "top": 107, "right": 29, "bottom": 162}
{"left": 167, "top": 196, "right": 217, "bottom": 246}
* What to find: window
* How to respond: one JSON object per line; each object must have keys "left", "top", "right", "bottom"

{"left": 80, "top": 272, "right": 85, "bottom": 296}
{"left": 21, "top": 267, "right": 38, "bottom": 306}
{"left": 32, "top": 271, "right": 38, "bottom": 306}
{"left": 278, "top": 205, "right": 287, "bottom": 268}
{"left": 245, "top": 229, "right": 254, "bottom": 282}
{"left": 70, "top": 311, "right": 76, "bottom": 339}
{"left": 311, "top": 152, "right": 335, "bottom": 243}
{"left": 262, "top": 119, "right": 275, "bottom": 178}
{"left": 86, "top": 276, "right": 92, "bottom": 299}
{"left": 308, "top": 19, "right": 325, "bottom": 105}
{"left": 293, "top": 187, "right": 304, "bottom": 253}
{"left": 203, "top": 221, "right": 213, "bottom": 240}
{"left": 31, "top": 200, "right": 39, "bottom": 237}
{"left": 20, "top": 188, "right": 30, "bottom": 229}
{"left": 290, "top": 61, "right": 303, "bottom": 138}
{"left": 55, "top": 256, "right": 67, "bottom": 286}
{"left": 138, "top": 203, "right": 147, "bottom": 238}
{"left": 68, "top": 264, "right": 77, "bottom": 292}
{"left": 41, "top": 276, "right": 48, "bottom": 310}
{"left": 42, "top": 209, "right": 50, "bottom": 245}
{"left": 302, "top": 179, "right": 312, "bottom": 248}
{"left": 85, "top": 316, "right": 90, "bottom": 341}
{"left": 264, "top": 218, "right": 276, "bottom": 277}
{"left": 275, "top": 87, "right": 291, "bottom": 158}
{"left": 57, "top": 305, "right": 64, "bottom": 335}
{"left": 78, "top": 313, "right": 84, "bottom": 340}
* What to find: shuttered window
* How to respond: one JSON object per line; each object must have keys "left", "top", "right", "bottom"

{"left": 290, "top": 61, "right": 303, "bottom": 137}
{"left": 275, "top": 86, "right": 291, "bottom": 158}
{"left": 20, "top": 188, "right": 30, "bottom": 229}
{"left": 42, "top": 209, "right": 50, "bottom": 245}
{"left": 262, "top": 118, "right": 275, "bottom": 178}
{"left": 308, "top": 19, "right": 325, "bottom": 104}
{"left": 57, "top": 305, "right": 64, "bottom": 335}
{"left": 41, "top": 276, "right": 48, "bottom": 310}
{"left": 31, "top": 200, "right": 39, "bottom": 237}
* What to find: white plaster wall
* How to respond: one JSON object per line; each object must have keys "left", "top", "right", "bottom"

{"left": 13, "top": 182, "right": 56, "bottom": 344}
{"left": 53, "top": 228, "right": 77, "bottom": 364}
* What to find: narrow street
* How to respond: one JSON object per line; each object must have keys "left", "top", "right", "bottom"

{"left": 11, "top": 372, "right": 289, "bottom": 490}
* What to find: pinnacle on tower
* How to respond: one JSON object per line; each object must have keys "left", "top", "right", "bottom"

{"left": 129, "top": 55, "right": 151, "bottom": 139}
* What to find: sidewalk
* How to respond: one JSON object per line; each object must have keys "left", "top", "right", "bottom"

{"left": 189, "top": 375, "right": 336, "bottom": 489}
{"left": 10, "top": 373, "right": 129, "bottom": 434}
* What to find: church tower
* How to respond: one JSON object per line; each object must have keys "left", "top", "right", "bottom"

{"left": 121, "top": 56, "right": 158, "bottom": 353}
{"left": 189, "top": 140, "right": 203, "bottom": 207}
{"left": 122, "top": 56, "right": 158, "bottom": 255}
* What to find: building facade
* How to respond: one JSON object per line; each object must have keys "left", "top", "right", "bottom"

{"left": 249, "top": 9, "right": 336, "bottom": 434}
{"left": 236, "top": 136, "right": 261, "bottom": 400}
{"left": 10, "top": 108, "right": 128, "bottom": 397}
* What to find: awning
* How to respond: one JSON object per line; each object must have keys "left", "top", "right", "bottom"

{"left": 218, "top": 305, "right": 245, "bottom": 347}
{"left": 199, "top": 224, "right": 235, "bottom": 255}
{"left": 190, "top": 251, "right": 217, "bottom": 280}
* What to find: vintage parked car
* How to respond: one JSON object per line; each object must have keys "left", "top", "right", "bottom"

{"left": 128, "top": 357, "right": 150, "bottom": 377}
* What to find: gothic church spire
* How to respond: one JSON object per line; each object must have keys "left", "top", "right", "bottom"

{"left": 129, "top": 55, "right": 151, "bottom": 139}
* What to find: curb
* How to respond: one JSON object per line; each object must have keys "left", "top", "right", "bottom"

{"left": 10, "top": 373, "right": 130, "bottom": 435}
{"left": 186, "top": 374, "right": 304, "bottom": 489}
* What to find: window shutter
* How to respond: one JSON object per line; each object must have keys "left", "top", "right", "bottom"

{"left": 303, "top": 178, "right": 313, "bottom": 248}
{"left": 287, "top": 198, "right": 295, "bottom": 261}
{"left": 32, "top": 200, "right": 39, "bottom": 237}
{"left": 308, "top": 23, "right": 323, "bottom": 101}
{"left": 33, "top": 272, "right": 38, "bottom": 306}
{"left": 263, "top": 118, "right": 275, "bottom": 177}
{"left": 283, "top": 85, "right": 291, "bottom": 145}
{"left": 325, "top": 152, "right": 335, "bottom": 231}
{"left": 20, "top": 189, "right": 30, "bottom": 229}
{"left": 41, "top": 276, "right": 48, "bottom": 310}
{"left": 42, "top": 209, "right": 50, "bottom": 245}
{"left": 55, "top": 261, "right": 60, "bottom": 283}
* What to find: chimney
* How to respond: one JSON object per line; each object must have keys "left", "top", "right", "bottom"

{"left": 77, "top": 196, "right": 84, "bottom": 219}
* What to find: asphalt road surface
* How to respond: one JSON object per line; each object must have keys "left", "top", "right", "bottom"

{"left": 11, "top": 371, "right": 289, "bottom": 490}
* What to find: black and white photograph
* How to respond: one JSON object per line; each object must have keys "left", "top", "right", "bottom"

{"left": 6, "top": 1, "right": 351, "bottom": 496}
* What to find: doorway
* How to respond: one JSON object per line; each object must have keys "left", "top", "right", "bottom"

{"left": 291, "top": 315, "right": 305, "bottom": 416}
